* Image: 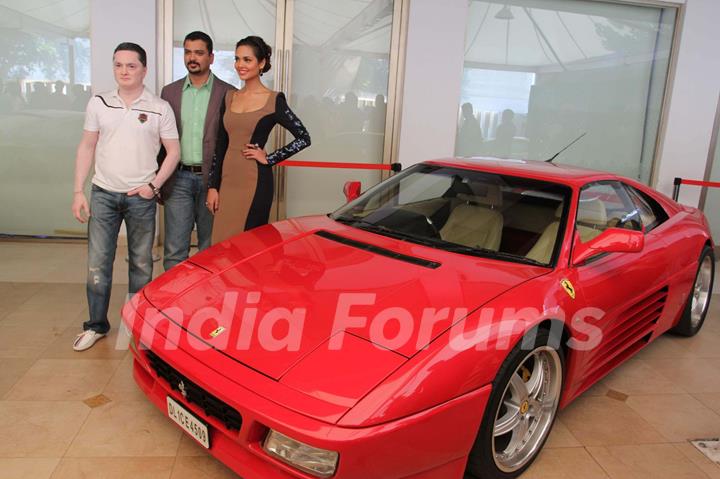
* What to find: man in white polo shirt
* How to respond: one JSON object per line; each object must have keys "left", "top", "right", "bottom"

{"left": 71, "top": 42, "right": 180, "bottom": 351}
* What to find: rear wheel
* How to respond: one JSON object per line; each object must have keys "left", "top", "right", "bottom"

{"left": 671, "top": 246, "right": 714, "bottom": 337}
{"left": 466, "top": 329, "right": 564, "bottom": 479}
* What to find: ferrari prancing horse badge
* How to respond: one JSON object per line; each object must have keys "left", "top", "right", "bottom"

{"left": 209, "top": 326, "right": 226, "bottom": 338}
{"left": 561, "top": 279, "right": 576, "bottom": 299}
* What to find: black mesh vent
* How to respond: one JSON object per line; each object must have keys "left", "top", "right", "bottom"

{"left": 145, "top": 349, "right": 243, "bottom": 431}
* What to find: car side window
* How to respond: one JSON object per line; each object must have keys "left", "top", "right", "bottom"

{"left": 577, "top": 182, "right": 642, "bottom": 243}
{"left": 623, "top": 184, "right": 668, "bottom": 233}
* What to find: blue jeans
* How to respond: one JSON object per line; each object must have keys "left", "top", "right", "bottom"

{"left": 85, "top": 184, "right": 156, "bottom": 334}
{"left": 162, "top": 169, "right": 213, "bottom": 271}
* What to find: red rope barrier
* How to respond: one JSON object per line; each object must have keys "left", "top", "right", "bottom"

{"left": 672, "top": 177, "right": 720, "bottom": 201}
{"left": 281, "top": 160, "right": 399, "bottom": 171}
{"left": 678, "top": 179, "right": 720, "bottom": 188}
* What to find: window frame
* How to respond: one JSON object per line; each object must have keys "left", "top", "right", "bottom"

{"left": 575, "top": 180, "right": 643, "bottom": 244}
{"left": 454, "top": 0, "right": 683, "bottom": 186}
{"left": 621, "top": 182, "right": 669, "bottom": 234}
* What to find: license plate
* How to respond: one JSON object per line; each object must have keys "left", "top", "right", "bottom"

{"left": 167, "top": 396, "right": 210, "bottom": 448}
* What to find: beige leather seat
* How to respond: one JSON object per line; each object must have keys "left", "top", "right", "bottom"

{"left": 525, "top": 204, "right": 563, "bottom": 264}
{"left": 525, "top": 198, "right": 607, "bottom": 264}
{"left": 440, "top": 185, "right": 503, "bottom": 251}
{"left": 576, "top": 198, "right": 607, "bottom": 243}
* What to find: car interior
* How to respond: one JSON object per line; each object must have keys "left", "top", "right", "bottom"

{"left": 362, "top": 175, "right": 567, "bottom": 265}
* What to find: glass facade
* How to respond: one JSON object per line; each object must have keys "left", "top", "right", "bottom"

{"left": 0, "top": 0, "right": 693, "bottom": 237}
{"left": 171, "top": 0, "right": 396, "bottom": 219}
{"left": 285, "top": 0, "right": 395, "bottom": 217}
{"left": 172, "top": 0, "right": 277, "bottom": 88}
{"left": 455, "top": 0, "right": 677, "bottom": 183}
{"left": 0, "top": 1, "right": 92, "bottom": 236}
{"left": 702, "top": 102, "right": 720, "bottom": 242}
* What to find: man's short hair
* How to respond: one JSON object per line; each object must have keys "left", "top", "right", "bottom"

{"left": 184, "top": 31, "right": 213, "bottom": 54}
{"left": 114, "top": 42, "right": 147, "bottom": 67}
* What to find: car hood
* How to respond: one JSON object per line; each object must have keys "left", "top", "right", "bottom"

{"left": 142, "top": 216, "right": 548, "bottom": 407}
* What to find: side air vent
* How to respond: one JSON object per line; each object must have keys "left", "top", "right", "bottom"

{"left": 580, "top": 286, "right": 668, "bottom": 390}
{"left": 314, "top": 230, "right": 441, "bottom": 269}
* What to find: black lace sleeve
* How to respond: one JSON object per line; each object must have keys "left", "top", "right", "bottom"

{"left": 266, "top": 92, "right": 311, "bottom": 166}
{"left": 208, "top": 99, "right": 228, "bottom": 190}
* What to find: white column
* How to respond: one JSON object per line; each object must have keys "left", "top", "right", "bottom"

{"left": 647, "top": 0, "right": 720, "bottom": 205}
{"left": 90, "top": 0, "right": 158, "bottom": 94}
{"left": 90, "top": 0, "right": 160, "bottom": 244}
{"left": 397, "top": 0, "right": 468, "bottom": 168}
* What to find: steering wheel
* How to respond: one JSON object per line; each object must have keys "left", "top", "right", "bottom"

{"left": 375, "top": 208, "right": 442, "bottom": 240}
{"left": 424, "top": 215, "right": 441, "bottom": 239}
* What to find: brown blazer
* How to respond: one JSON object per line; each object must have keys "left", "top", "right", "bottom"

{"left": 158, "top": 73, "right": 236, "bottom": 195}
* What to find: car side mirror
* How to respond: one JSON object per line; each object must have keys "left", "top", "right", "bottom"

{"left": 572, "top": 228, "right": 644, "bottom": 266}
{"left": 343, "top": 181, "right": 361, "bottom": 203}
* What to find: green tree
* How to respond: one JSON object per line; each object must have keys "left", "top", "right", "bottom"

{"left": 0, "top": 28, "right": 65, "bottom": 81}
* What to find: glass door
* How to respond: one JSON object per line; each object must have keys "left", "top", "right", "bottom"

{"left": 169, "top": 0, "right": 404, "bottom": 221}
{"left": 170, "top": 0, "right": 279, "bottom": 88}
{"left": 169, "top": 0, "right": 281, "bottom": 221}
{"left": 277, "top": 0, "right": 402, "bottom": 218}
{"left": 0, "top": 0, "right": 92, "bottom": 237}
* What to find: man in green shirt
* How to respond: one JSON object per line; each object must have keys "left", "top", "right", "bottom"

{"left": 159, "top": 31, "right": 235, "bottom": 270}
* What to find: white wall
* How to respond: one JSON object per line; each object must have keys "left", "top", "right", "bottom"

{"left": 397, "top": 0, "right": 468, "bottom": 167}
{"left": 653, "top": 0, "right": 720, "bottom": 205}
{"left": 91, "top": 0, "right": 158, "bottom": 94}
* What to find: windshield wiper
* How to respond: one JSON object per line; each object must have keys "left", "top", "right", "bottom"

{"left": 333, "top": 216, "right": 440, "bottom": 246}
{"left": 334, "top": 216, "right": 549, "bottom": 267}
{"left": 433, "top": 243, "right": 549, "bottom": 267}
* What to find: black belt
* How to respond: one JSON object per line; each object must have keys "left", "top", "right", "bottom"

{"left": 179, "top": 164, "right": 203, "bottom": 174}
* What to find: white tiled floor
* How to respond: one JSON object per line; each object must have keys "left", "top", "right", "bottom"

{"left": 1, "top": 241, "right": 719, "bottom": 478}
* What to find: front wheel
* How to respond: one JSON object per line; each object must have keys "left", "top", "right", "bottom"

{"left": 671, "top": 246, "right": 714, "bottom": 337}
{"left": 466, "top": 329, "right": 564, "bottom": 479}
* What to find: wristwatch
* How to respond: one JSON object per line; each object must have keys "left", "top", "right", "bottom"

{"left": 148, "top": 182, "right": 161, "bottom": 198}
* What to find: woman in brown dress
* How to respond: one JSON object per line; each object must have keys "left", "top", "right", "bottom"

{"left": 206, "top": 36, "right": 310, "bottom": 243}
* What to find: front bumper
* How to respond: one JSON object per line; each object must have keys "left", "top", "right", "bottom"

{"left": 124, "top": 302, "right": 491, "bottom": 479}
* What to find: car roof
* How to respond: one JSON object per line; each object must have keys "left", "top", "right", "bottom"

{"left": 426, "top": 157, "right": 615, "bottom": 187}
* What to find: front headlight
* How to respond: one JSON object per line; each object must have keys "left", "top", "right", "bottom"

{"left": 263, "top": 430, "right": 339, "bottom": 477}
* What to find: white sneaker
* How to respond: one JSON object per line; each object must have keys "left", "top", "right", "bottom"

{"left": 73, "top": 330, "right": 106, "bottom": 351}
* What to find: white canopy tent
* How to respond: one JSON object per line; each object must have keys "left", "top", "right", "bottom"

{"left": 173, "top": 0, "right": 393, "bottom": 54}
{"left": 464, "top": 0, "right": 673, "bottom": 73}
{"left": 0, "top": 0, "right": 89, "bottom": 37}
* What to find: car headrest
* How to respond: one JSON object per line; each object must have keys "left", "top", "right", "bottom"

{"left": 555, "top": 203, "right": 563, "bottom": 219}
{"left": 577, "top": 198, "right": 607, "bottom": 226}
{"left": 457, "top": 184, "right": 503, "bottom": 208}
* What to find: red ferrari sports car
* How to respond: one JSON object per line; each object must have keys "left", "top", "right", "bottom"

{"left": 122, "top": 158, "right": 714, "bottom": 479}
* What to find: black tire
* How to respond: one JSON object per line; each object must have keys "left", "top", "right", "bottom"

{"left": 466, "top": 328, "right": 564, "bottom": 479}
{"left": 670, "top": 246, "right": 714, "bottom": 337}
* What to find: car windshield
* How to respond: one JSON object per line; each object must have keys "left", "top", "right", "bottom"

{"left": 331, "top": 164, "right": 571, "bottom": 266}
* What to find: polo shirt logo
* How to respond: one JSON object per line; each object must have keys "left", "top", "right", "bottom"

{"left": 138, "top": 113, "right": 148, "bottom": 124}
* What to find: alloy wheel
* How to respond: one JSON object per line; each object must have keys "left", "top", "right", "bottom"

{"left": 492, "top": 346, "right": 562, "bottom": 472}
